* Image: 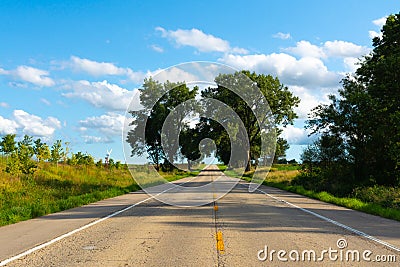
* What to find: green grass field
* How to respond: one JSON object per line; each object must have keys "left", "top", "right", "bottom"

{"left": 0, "top": 159, "right": 197, "bottom": 226}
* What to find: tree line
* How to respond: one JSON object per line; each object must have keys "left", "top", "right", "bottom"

{"left": 0, "top": 134, "right": 122, "bottom": 176}
{"left": 301, "top": 13, "right": 400, "bottom": 195}
{"left": 127, "top": 71, "right": 300, "bottom": 171}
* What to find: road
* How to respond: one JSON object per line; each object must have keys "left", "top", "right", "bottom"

{"left": 1, "top": 165, "right": 400, "bottom": 266}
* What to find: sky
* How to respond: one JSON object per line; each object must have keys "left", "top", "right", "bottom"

{"left": 0, "top": 0, "right": 398, "bottom": 163}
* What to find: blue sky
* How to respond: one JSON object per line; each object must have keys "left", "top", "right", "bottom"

{"left": 0, "top": 1, "right": 398, "bottom": 162}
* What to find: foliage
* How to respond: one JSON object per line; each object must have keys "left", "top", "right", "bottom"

{"left": 305, "top": 13, "right": 400, "bottom": 188}
{"left": 0, "top": 134, "right": 17, "bottom": 155}
{"left": 127, "top": 78, "right": 198, "bottom": 170}
{"left": 201, "top": 71, "right": 299, "bottom": 170}
{"left": 50, "top": 140, "right": 64, "bottom": 165}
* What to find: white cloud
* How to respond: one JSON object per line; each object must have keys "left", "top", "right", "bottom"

{"left": 62, "top": 80, "right": 142, "bottom": 111}
{"left": 150, "top": 44, "right": 164, "bottom": 53}
{"left": 220, "top": 53, "right": 341, "bottom": 88}
{"left": 0, "top": 68, "right": 7, "bottom": 75}
{"left": 70, "top": 56, "right": 126, "bottom": 76}
{"left": 284, "top": 40, "right": 369, "bottom": 59}
{"left": 0, "top": 66, "right": 55, "bottom": 87}
{"left": 0, "top": 102, "right": 9, "bottom": 108}
{"left": 373, "top": 16, "right": 387, "bottom": 27}
{"left": 0, "top": 116, "right": 19, "bottom": 135}
{"left": 2, "top": 110, "right": 61, "bottom": 137}
{"left": 369, "top": 16, "right": 387, "bottom": 39}
{"left": 156, "top": 27, "right": 248, "bottom": 54}
{"left": 280, "top": 124, "right": 315, "bottom": 145}
{"left": 369, "top": 30, "right": 381, "bottom": 39}
{"left": 68, "top": 56, "right": 146, "bottom": 83}
{"left": 272, "top": 32, "right": 291, "bottom": 40}
{"left": 289, "top": 86, "right": 331, "bottom": 119}
{"left": 82, "top": 135, "right": 113, "bottom": 144}
{"left": 323, "top": 40, "right": 369, "bottom": 58}
{"left": 15, "top": 66, "right": 55, "bottom": 87}
{"left": 150, "top": 66, "right": 199, "bottom": 84}
{"left": 285, "top": 41, "right": 325, "bottom": 58}
{"left": 40, "top": 98, "right": 51, "bottom": 106}
{"left": 343, "top": 57, "right": 361, "bottom": 73}
{"left": 79, "top": 112, "right": 127, "bottom": 143}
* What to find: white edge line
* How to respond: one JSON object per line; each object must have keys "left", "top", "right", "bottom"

{"left": 0, "top": 177, "right": 195, "bottom": 267}
{"left": 246, "top": 184, "right": 400, "bottom": 253}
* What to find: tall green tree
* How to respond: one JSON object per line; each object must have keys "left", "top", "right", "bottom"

{"left": 34, "top": 138, "right": 50, "bottom": 162}
{"left": 306, "top": 13, "right": 400, "bottom": 185}
{"left": 50, "top": 140, "right": 64, "bottom": 166}
{"left": 201, "top": 71, "right": 299, "bottom": 170}
{"left": 17, "top": 135, "right": 37, "bottom": 175}
{"left": 0, "top": 134, "right": 17, "bottom": 156}
{"left": 127, "top": 78, "right": 198, "bottom": 170}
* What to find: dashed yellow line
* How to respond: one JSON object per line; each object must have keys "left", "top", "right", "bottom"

{"left": 216, "top": 231, "right": 224, "bottom": 253}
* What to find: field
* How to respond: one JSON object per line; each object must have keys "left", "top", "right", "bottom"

{"left": 0, "top": 158, "right": 197, "bottom": 226}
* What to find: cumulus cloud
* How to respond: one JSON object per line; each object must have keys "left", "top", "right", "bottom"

{"left": 156, "top": 27, "right": 248, "bottom": 54}
{"left": 343, "top": 57, "right": 361, "bottom": 73}
{"left": 13, "top": 110, "right": 61, "bottom": 137}
{"left": 67, "top": 56, "right": 146, "bottom": 83}
{"left": 369, "top": 16, "right": 387, "bottom": 39}
{"left": 79, "top": 112, "right": 128, "bottom": 143}
{"left": 285, "top": 40, "right": 369, "bottom": 59}
{"left": 323, "top": 40, "right": 370, "bottom": 58}
{"left": 0, "top": 116, "right": 19, "bottom": 135}
{"left": 272, "top": 32, "right": 291, "bottom": 40}
{"left": 220, "top": 53, "right": 341, "bottom": 87}
{"left": 373, "top": 16, "right": 387, "bottom": 27}
{"left": 62, "top": 80, "right": 142, "bottom": 111}
{"left": 0, "top": 110, "right": 61, "bottom": 137}
{"left": 0, "top": 66, "right": 55, "bottom": 87}
{"left": 280, "top": 124, "right": 316, "bottom": 145}
{"left": 284, "top": 41, "right": 325, "bottom": 58}
{"left": 289, "top": 86, "right": 331, "bottom": 119}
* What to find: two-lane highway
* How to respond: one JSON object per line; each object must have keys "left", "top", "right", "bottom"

{"left": 1, "top": 165, "right": 400, "bottom": 266}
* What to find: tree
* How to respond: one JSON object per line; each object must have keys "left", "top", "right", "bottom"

{"left": 5, "top": 152, "right": 21, "bottom": 176}
{"left": 0, "top": 134, "right": 17, "bottom": 156}
{"left": 17, "top": 135, "right": 37, "bottom": 175}
{"left": 201, "top": 71, "right": 299, "bottom": 170}
{"left": 50, "top": 140, "right": 64, "bottom": 166}
{"left": 306, "top": 13, "right": 400, "bottom": 185}
{"left": 179, "top": 126, "right": 202, "bottom": 170}
{"left": 34, "top": 138, "right": 50, "bottom": 162}
{"left": 127, "top": 78, "right": 198, "bottom": 170}
{"left": 274, "top": 137, "right": 290, "bottom": 163}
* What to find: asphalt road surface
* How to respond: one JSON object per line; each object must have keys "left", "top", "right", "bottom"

{"left": 1, "top": 165, "right": 400, "bottom": 266}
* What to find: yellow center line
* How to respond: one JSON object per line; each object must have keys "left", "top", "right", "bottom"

{"left": 216, "top": 231, "right": 225, "bottom": 253}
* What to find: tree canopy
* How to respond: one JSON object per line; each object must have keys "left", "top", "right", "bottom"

{"left": 305, "top": 13, "right": 400, "bottom": 187}
{"left": 127, "top": 71, "right": 299, "bottom": 171}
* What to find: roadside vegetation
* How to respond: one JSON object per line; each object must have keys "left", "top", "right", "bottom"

{"left": 0, "top": 134, "right": 198, "bottom": 227}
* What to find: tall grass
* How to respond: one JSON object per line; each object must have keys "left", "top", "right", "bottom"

{"left": 0, "top": 160, "right": 196, "bottom": 226}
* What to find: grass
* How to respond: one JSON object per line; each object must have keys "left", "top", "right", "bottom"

{"left": 218, "top": 164, "right": 400, "bottom": 222}
{"left": 0, "top": 160, "right": 197, "bottom": 226}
